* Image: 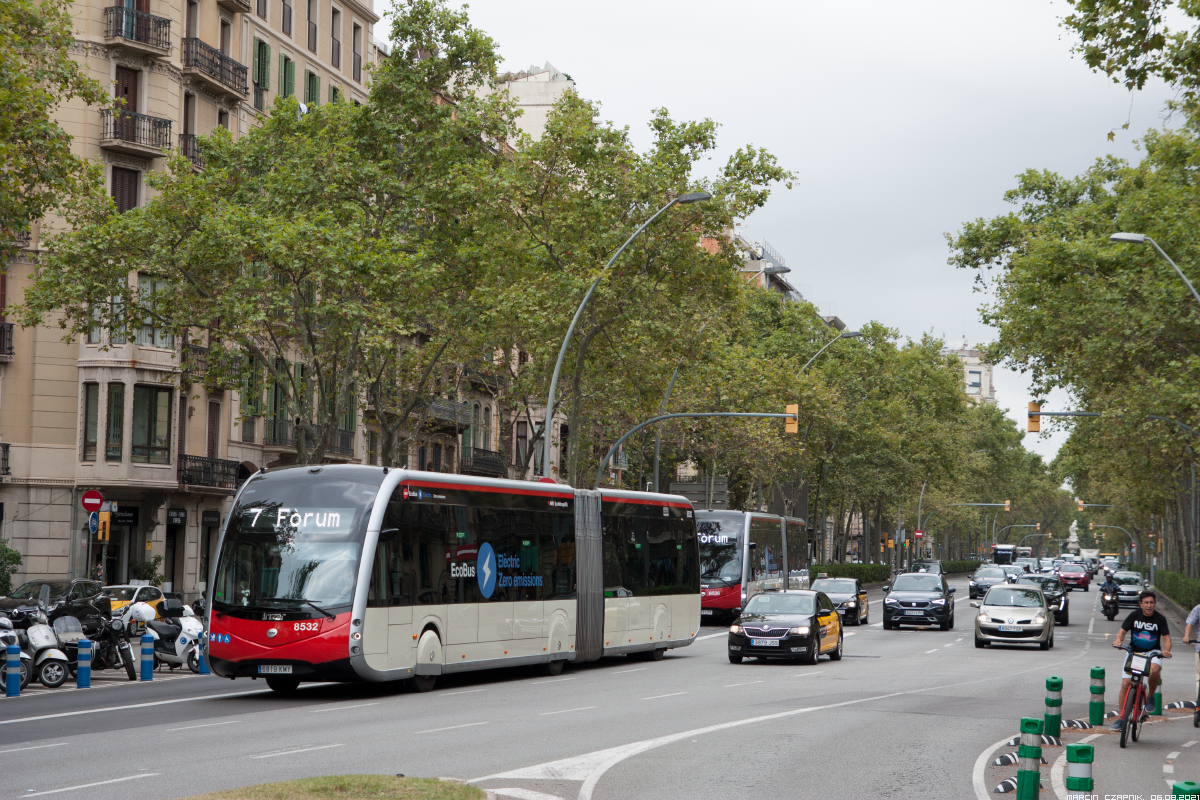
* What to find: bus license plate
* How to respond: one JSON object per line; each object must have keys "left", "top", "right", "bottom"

{"left": 258, "top": 665, "right": 292, "bottom": 674}
{"left": 904, "top": 610, "right": 923, "bottom": 616}
{"left": 999, "top": 625, "right": 1021, "bottom": 633}
{"left": 700, "top": 609, "right": 713, "bottom": 615}
{"left": 750, "top": 639, "right": 779, "bottom": 647}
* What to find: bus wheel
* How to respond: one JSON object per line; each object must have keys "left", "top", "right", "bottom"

{"left": 266, "top": 677, "right": 299, "bottom": 694}
{"left": 649, "top": 648, "right": 665, "bottom": 661}
{"left": 412, "top": 675, "right": 438, "bottom": 693}
{"left": 542, "top": 659, "right": 565, "bottom": 676}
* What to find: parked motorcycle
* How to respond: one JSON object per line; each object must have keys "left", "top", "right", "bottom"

{"left": 25, "top": 585, "right": 71, "bottom": 688}
{"left": 146, "top": 598, "right": 205, "bottom": 673}
{"left": 90, "top": 596, "right": 138, "bottom": 681}
{"left": 0, "top": 615, "right": 32, "bottom": 690}
{"left": 1102, "top": 592, "right": 1119, "bottom": 621}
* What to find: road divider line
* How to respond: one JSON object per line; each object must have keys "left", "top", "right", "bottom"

{"left": 0, "top": 742, "right": 67, "bottom": 754}
{"left": 724, "top": 681, "right": 764, "bottom": 688}
{"left": 415, "top": 722, "right": 488, "bottom": 734}
{"left": 1185, "top": 741, "right": 1197, "bottom": 747}
{"left": 610, "top": 668, "right": 647, "bottom": 675}
{"left": 694, "top": 632, "right": 725, "bottom": 642}
{"left": 439, "top": 688, "right": 487, "bottom": 696}
{"left": 532, "top": 677, "right": 576, "bottom": 685}
{"left": 642, "top": 692, "right": 688, "bottom": 700}
{"left": 167, "top": 720, "right": 240, "bottom": 731}
{"left": 310, "top": 702, "right": 380, "bottom": 713}
{"left": 0, "top": 689, "right": 271, "bottom": 726}
{"left": 538, "top": 706, "right": 597, "bottom": 716}
{"left": 25, "top": 773, "right": 160, "bottom": 796}
{"left": 1169, "top": 751, "right": 1181, "bottom": 759}
{"left": 249, "top": 743, "right": 343, "bottom": 759}
{"left": 925, "top": 649, "right": 939, "bottom": 654}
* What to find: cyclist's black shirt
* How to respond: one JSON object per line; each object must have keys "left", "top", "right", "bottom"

{"left": 1121, "top": 610, "right": 1170, "bottom": 652}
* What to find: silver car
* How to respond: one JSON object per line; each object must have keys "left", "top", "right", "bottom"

{"left": 972, "top": 584, "right": 1054, "bottom": 650}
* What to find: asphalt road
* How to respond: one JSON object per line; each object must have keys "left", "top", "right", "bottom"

{"left": 2, "top": 576, "right": 1197, "bottom": 800}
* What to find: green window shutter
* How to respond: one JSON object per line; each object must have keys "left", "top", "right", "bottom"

{"left": 252, "top": 41, "right": 260, "bottom": 86}
{"left": 285, "top": 59, "right": 295, "bottom": 98}
{"left": 278, "top": 54, "right": 284, "bottom": 95}
{"left": 312, "top": 74, "right": 320, "bottom": 106}
{"left": 263, "top": 43, "right": 271, "bottom": 87}
{"left": 328, "top": 85, "right": 335, "bottom": 104}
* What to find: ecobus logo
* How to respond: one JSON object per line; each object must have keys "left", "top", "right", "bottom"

{"left": 477, "top": 543, "right": 497, "bottom": 598}
{"left": 450, "top": 562, "right": 476, "bottom": 579}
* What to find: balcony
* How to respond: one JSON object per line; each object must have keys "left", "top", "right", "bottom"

{"left": 179, "top": 133, "right": 201, "bottom": 167}
{"left": 182, "top": 38, "right": 248, "bottom": 98}
{"left": 1, "top": 443, "right": 9, "bottom": 476}
{"left": 253, "top": 83, "right": 265, "bottom": 112}
{"left": 216, "top": 0, "right": 251, "bottom": 12}
{"left": 327, "top": 429, "right": 354, "bottom": 457}
{"left": 178, "top": 454, "right": 242, "bottom": 491}
{"left": 427, "top": 399, "right": 471, "bottom": 429}
{"left": 460, "top": 447, "right": 505, "bottom": 477}
{"left": 264, "top": 418, "right": 295, "bottom": 447}
{"left": 103, "top": 7, "right": 171, "bottom": 57}
{"left": 99, "top": 109, "right": 171, "bottom": 158}
{"left": 181, "top": 343, "right": 208, "bottom": 379}
{"left": 0, "top": 323, "right": 12, "bottom": 363}
{"left": 12, "top": 230, "right": 30, "bottom": 248}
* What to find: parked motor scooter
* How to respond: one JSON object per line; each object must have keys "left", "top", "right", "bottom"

{"left": 145, "top": 598, "right": 205, "bottom": 672}
{"left": 0, "top": 615, "right": 33, "bottom": 690}
{"left": 1102, "top": 591, "right": 1120, "bottom": 621}
{"left": 26, "top": 585, "right": 71, "bottom": 688}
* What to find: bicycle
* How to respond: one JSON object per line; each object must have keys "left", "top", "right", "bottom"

{"left": 1115, "top": 644, "right": 1164, "bottom": 748}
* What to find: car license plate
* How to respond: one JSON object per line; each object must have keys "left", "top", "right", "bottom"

{"left": 904, "top": 610, "right": 923, "bottom": 616}
{"left": 258, "top": 665, "right": 292, "bottom": 674}
{"left": 700, "top": 609, "right": 713, "bottom": 615}
{"left": 999, "top": 625, "right": 1021, "bottom": 633}
{"left": 750, "top": 639, "right": 779, "bottom": 647}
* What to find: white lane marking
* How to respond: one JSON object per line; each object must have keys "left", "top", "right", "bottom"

{"left": 1050, "top": 733, "right": 1101, "bottom": 800}
{"left": 694, "top": 632, "right": 726, "bottom": 642}
{"left": 0, "top": 689, "right": 269, "bottom": 726}
{"left": 538, "top": 706, "right": 597, "bottom": 716}
{"left": 844, "top": 631, "right": 856, "bottom": 637}
{"left": 957, "top": 638, "right": 964, "bottom": 642}
{"left": 491, "top": 790, "right": 565, "bottom": 800}
{"left": 871, "top": 623, "right": 883, "bottom": 627}
{"left": 642, "top": 692, "right": 687, "bottom": 700}
{"left": 1165, "top": 763, "right": 1176, "bottom": 773}
{"left": 249, "top": 743, "right": 343, "bottom": 759}
{"left": 610, "top": 669, "right": 647, "bottom": 675}
{"left": 25, "top": 773, "right": 161, "bottom": 796}
{"left": 167, "top": 720, "right": 240, "bottom": 731}
{"left": 724, "top": 681, "right": 764, "bottom": 688}
{"left": 1169, "top": 751, "right": 1181, "bottom": 759}
{"left": 415, "top": 722, "right": 488, "bottom": 734}
{"left": 974, "top": 735, "right": 1019, "bottom": 800}
{"left": 1185, "top": 741, "right": 1198, "bottom": 747}
{"left": 0, "top": 742, "right": 67, "bottom": 754}
{"left": 310, "top": 702, "right": 380, "bottom": 713}
{"left": 532, "top": 677, "right": 576, "bottom": 685}
{"left": 439, "top": 688, "right": 486, "bottom": 696}
{"left": 943, "top": 643, "right": 954, "bottom": 648}
{"left": 925, "top": 649, "right": 940, "bottom": 654}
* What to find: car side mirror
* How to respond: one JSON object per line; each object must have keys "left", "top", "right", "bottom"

{"left": 970, "top": 601, "right": 980, "bottom": 608}
{"left": 947, "top": 587, "right": 956, "bottom": 594}
{"left": 882, "top": 585, "right": 890, "bottom": 592}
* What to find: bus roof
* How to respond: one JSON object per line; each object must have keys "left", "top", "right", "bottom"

{"left": 600, "top": 487, "right": 694, "bottom": 509}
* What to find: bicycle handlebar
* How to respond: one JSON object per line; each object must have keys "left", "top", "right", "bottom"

{"left": 1115, "top": 643, "right": 1164, "bottom": 657}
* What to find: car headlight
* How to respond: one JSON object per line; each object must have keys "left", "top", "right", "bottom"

{"left": 977, "top": 613, "right": 989, "bottom": 623}
{"left": 843, "top": 601, "right": 856, "bottom": 608}
{"left": 729, "top": 624, "right": 742, "bottom": 635}
{"left": 790, "top": 626, "right": 810, "bottom": 635}
{"left": 1033, "top": 615, "right": 1046, "bottom": 625}
{"left": 884, "top": 597, "right": 897, "bottom": 605}
{"left": 969, "top": 581, "right": 976, "bottom": 586}
{"left": 931, "top": 598, "right": 947, "bottom": 606}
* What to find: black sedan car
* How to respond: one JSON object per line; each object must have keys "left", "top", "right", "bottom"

{"left": 0, "top": 579, "right": 109, "bottom": 633}
{"left": 728, "top": 590, "right": 843, "bottom": 664}
{"left": 969, "top": 566, "right": 1010, "bottom": 599}
{"left": 1017, "top": 574, "right": 1070, "bottom": 625}
{"left": 883, "top": 572, "right": 956, "bottom": 630}
{"left": 808, "top": 576, "right": 869, "bottom": 625}
{"left": 1112, "top": 571, "right": 1147, "bottom": 606}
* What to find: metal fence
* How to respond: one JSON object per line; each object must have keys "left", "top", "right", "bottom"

{"left": 101, "top": 109, "right": 172, "bottom": 150}
{"left": 178, "top": 454, "right": 241, "bottom": 490}
{"left": 263, "top": 418, "right": 295, "bottom": 447}
{"left": 0, "top": 443, "right": 9, "bottom": 476}
{"left": 179, "top": 133, "right": 201, "bottom": 166}
{"left": 182, "top": 38, "right": 248, "bottom": 95}
{"left": 104, "top": 6, "right": 170, "bottom": 50}
{"left": 0, "top": 323, "right": 12, "bottom": 359}
{"left": 328, "top": 429, "right": 354, "bottom": 456}
{"left": 461, "top": 447, "right": 505, "bottom": 477}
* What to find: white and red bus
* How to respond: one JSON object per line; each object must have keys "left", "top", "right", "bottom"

{"left": 696, "top": 511, "right": 808, "bottom": 622}
{"left": 992, "top": 543, "right": 1016, "bottom": 565}
{"left": 205, "top": 465, "right": 700, "bottom": 692}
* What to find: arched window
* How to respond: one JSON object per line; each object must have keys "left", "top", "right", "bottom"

{"left": 473, "top": 403, "right": 481, "bottom": 449}
{"left": 483, "top": 406, "right": 492, "bottom": 450}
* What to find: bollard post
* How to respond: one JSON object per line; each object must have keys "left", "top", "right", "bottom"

{"left": 140, "top": 634, "right": 153, "bottom": 681}
{"left": 75, "top": 639, "right": 91, "bottom": 689}
{"left": 1155, "top": 689, "right": 1164, "bottom": 716}
{"left": 1172, "top": 781, "right": 1200, "bottom": 798}
{"left": 1089, "top": 666, "right": 1105, "bottom": 726}
{"left": 197, "top": 632, "right": 211, "bottom": 676}
{"left": 1065, "top": 743, "right": 1094, "bottom": 793}
{"left": 1016, "top": 717, "right": 1043, "bottom": 800}
{"left": 1045, "top": 676, "right": 1063, "bottom": 738}
{"left": 5, "top": 645, "right": 20, "bottom": 697}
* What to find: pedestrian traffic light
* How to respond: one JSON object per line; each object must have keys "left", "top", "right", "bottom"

{"left": 1004, "top": 499, "right": 1010, "bottom": 512}
{"left": 785, "top": 404, "right": 799, "bottom": 434}
{"left": 1028, "top": 402, "right": 1041, "bottom": 433}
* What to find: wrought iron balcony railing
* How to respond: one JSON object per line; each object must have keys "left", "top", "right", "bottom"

{"left": 104, "top": 6, "right": 171, "bottom": 51}
{"left": 0, "top": 323, "right": 13, "bottom": 362}
{"left": 100, "top": 109, "right": 172, "bottom": 150}
{"left": 428, "top": 399, "right": 472, "bottom": 427}
{"left": 263, "top": 418, "right": 295, "bottom": 447}
{"left": 178, "top": 454, "right": 242, "bottom": 490}
{"left": 182, "top": 38, "right": 249, "bottom": 95}
{"left": 179, "top": 133, "right": 201, "bottom": 167}
{"left": 1, "top": 443, "right": 9, "bottom": 476}
{"left": 460, "top": 447, "right": 505, "bottom": 477}
{"left": 327, "top": 429, "right": 354, "bottom": 456}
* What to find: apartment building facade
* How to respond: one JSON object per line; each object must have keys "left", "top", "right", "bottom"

{"left": 941, "top": 338, "right": 997, "bottom": 406}
{"left": 1, "top": 0, "right": 385, "bottom": 598}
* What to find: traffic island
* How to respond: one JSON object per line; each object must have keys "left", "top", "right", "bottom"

{"left": 174, "top": 775, "right": 486, "bottom": 800}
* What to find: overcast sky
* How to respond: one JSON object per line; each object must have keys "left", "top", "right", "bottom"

{"left": 432, "top": 0, "right": 1176, "bottom": 463}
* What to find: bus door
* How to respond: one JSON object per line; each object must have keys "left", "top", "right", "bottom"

{"left": 745, "top": 516, "right": 785, "bottom": 601}
{"left": 785, "top": 517, "right": 809, "bottom": 589}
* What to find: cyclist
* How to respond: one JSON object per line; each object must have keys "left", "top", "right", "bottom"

{"left": 1111, "top": 589, "right": 1172, "bottom": 729}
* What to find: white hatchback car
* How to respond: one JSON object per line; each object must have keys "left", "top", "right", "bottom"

{"left": 972, "top": 584, "right": 1054, "bottom": 650}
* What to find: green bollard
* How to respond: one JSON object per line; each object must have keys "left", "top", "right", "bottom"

{"left": 1016, "top": 717, "right": 1044, "bottom": 800}
{"left": 1155, "top": 689, "right": 1163, "bottom": 716}
{"left": 1045, "top": 676, "right": 1063, "bottom": 738}
{"left": 1172, "top": 781, "right": 1200, "bottom": 798}
{"left": 1089, "top": 666, "right": 1105, "bottom": 726}
{"left": 1066, "top": 744, "right": 1093, "bottom": 793}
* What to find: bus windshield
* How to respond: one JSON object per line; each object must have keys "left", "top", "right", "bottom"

{"left": 213, "top": 469, "right": 384, "bottom": 611}
{"left": 992, "top": 547, "right": 1015, "bottom": 565}
{"left": 697, "top": 512, "right": 743, "bottom": 586}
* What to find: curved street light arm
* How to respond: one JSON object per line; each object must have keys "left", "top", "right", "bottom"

{"left": 1146, "top": 236, "right": 1200, "bottom": 308}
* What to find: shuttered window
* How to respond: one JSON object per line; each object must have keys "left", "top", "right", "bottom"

{"left": 111, "top": 167, "right": 139, "bottom": 213}
{"left": 253, "top": 39, "right": 270, "bottom": 88}
{"left": 279, "top": 55, "right": 295, "bottom": 97}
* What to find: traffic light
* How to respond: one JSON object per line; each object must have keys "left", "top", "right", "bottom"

{"left": 1036, "top": 523, "right": 1041, "bottom": 531}
{"left": 1004, "top": 499, "right": 1011, "bottom": 512}
{"left": 1078, "top": 500, "right": 1084, "bottom": 512}
{"left": 785, "top": 404, "right": 799, "bottom": 434}
{"left": 1089, "top": 522, "right": 1094, "bottom": 531}
{"left": 1028, "top": 402, "right": 1041, "bottom": 433}
{"left": 97, "top": 511, "right": 110, "bottom": 542}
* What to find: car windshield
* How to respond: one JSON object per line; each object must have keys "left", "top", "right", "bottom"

{"left": 742, "top": 593, "right": 815, "bottom": 616}
{"left": 809, "top": 579, "right": 856, "bottom": 593}
{"left": 1019, "top": 577, "right": 1061, "bottom": 592}
{"left": 985, "top": 587, "right": 1044, "bottom": 607}
{"left": 975, "top": 568, "right": 1005, "bottom": 579}
{"left": 1060, "top": 564, "right": 1085, "bottom": 573}
{"left": 1114, "top": 574, "right": 1143, "bottom": 585}
{"left": 697, "top": 512, "right": 743, "bottom": 586}
{"left": 7, "top": 582, "right": 70, "bottom": 602}
{"left": 913, "top": 563, "right": 940, "bottom": 572}
{"left": 891, "top": 575, "right": 942, "bottom": 592}
{"left": 103, "top": 587, "right": 137, "bottom": 601}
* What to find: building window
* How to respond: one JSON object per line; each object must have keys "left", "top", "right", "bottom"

{"left": 282, "top": 0, "right": 292, "bottom": 36}
{"left": 418, "top": 444, "right": 426, "bottom": 471}
{"left": 328, "top": 84, "right": 340, "bottom": 103}
{"left": 367, "top": 430, "right": 378, "bottom": 465}
{"left": 483, "top": 406, "right": 491, "bottom": 450}
{"left": 331, "top": 8, "right": 341, "bottom": 68}
{"left": 252, "top": 39, "right": 271, "bottom": 111}
{"left": 967, "top": 370, "right": 982, "bottom": 395}
{"left": 279, "top": 54, "right": 295, "bottom": 98}
{"left": 257, "top": 0, "right": 266, "bottom": 19}
{"left": 87, "top": 305, "right": 102, "bottom": 344}
{"left": 136, "top": 273, "right": 172, "bottom": 348}
{"left": 431, "top": 442, "right": 442, "bottom": 471}
{"left": 111, "top": 167, "right": 138, "bottom": 213}
{"left": 217, "top": 110, "right": 228, "bottom": 130}
{"left": 83, "top": 384, "right": 100, "bottom": 461}
{"left": 304, "top": 70, "right": 320, "bottom": 106}
{"left": 307, "top": 0, "right": 317, "bottom": 52}
{"left": 132, "top": 385, "right": 172, "bottom": 463}
{"left": 106, "top": 383, "right": 124, "bottom": 461}
{"left": 516, "top": 421, "right": 527, "bottom": 466}
{"left": 352, "top": 23, "right": 361, "bottom": 82}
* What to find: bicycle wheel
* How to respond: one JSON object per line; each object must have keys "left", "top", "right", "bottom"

{"left": 1119, "top": 685, "right": 1138, "bottom": 748}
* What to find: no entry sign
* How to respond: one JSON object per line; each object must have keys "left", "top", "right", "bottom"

{"left": 81, "top": 490, "right": 104, "bottom": 513}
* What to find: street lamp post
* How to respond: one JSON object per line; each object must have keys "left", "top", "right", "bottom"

{"left": 798, "top": 331, "right": 862, "bottom": 375}
{"left": 541, "top": 191, "right": 711, "bottom": 478}
{"left": 1108, "top": 232, "right": 1200, "bottom": 307}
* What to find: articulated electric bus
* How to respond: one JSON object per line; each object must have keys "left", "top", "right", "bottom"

{"left": 205, "top": 465, "right": 700, "bottom": 692}
{"left": 696, "top": 511, "right": 809, "bottom": 622}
